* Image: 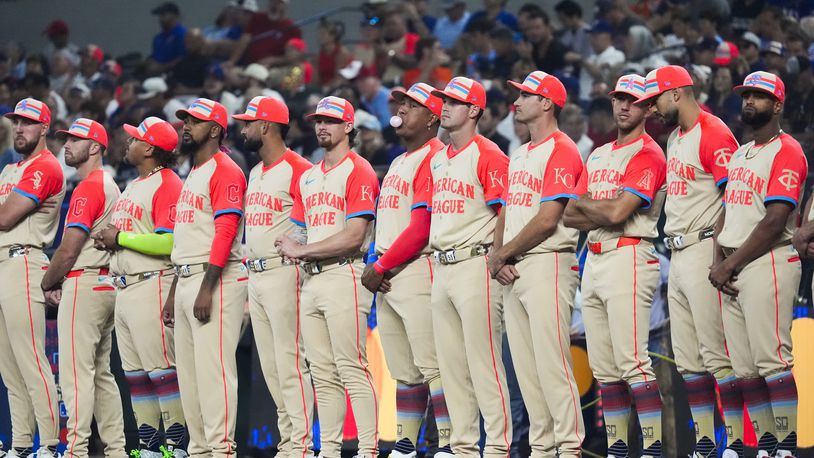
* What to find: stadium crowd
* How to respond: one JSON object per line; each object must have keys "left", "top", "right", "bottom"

{"left": 2, "top": 0, "right": 814, "bottom": 188}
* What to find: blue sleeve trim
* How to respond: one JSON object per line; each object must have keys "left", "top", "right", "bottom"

{"left": 540, "top": 193, "right": 579, "bottom": 203}
{"left": 486, "top": 198, "right": 503, "bottom": 206}
{"left": 12, "top": 187, "right": 41, "bottom": 205}
{"left": 715, "top": 177, "right": 729, "bottom": 188}
{"left": 765, "top": 196, "right": 798, "bottom": 207}
{"left": 214, "top": 209, "right": 243, "bottom": 217}
{"left": 154, "top": 228, "right": 174, "bottom": 234}
{"left": 346, "top": 210, "right": 376, "bottom": 220}
{"left": 289, "top": 218, "right": 306, "bottom": 227}
{"left": 67, "top": 222, "right": 91, "bottom": 233}
{"left": 411, "top": 201, "right": 428, "bottom": 210}
{"left": 426, "top": 206, "right": 432, "bottom": 213}
{"left": 622, "top": 187, "right": 652, "bottom": 209}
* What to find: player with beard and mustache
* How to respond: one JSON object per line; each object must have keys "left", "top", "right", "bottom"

{"left": 0, "top": 98, "right": 64, "bottom": 458}
{"left": 712, "top": 72, "right": 807, "bottom": 458}
{"left": 236, "top": 96, "right": 316, "bottom": 458}
{"left": 635, "top": 65, "right": 746, "bottom": 458}
{"left": 163, "top": 98, "right": 248, "bottom": 458}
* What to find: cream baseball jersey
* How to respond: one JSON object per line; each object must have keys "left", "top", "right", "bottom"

{"left": 65, "top": 169, "right": 120, "bottom": 269}
{"left": 172, "top": 151, "right": 247, "bottom": 265}
{"left": 291, "top": 151, "right": 379, "bottom": 247}
{"left": 245, "top": 150, "right": 313, "bottom": 259}
{"left": 375, "top": 138, "right": 443, "bottom": 254}
{"left": 664, "top": 111, "right": 738, "bottom": 236}
{"left": 502, "top": 131, "right": 583, "bottom": 254}
{"left": 0, "top": 149, "right": 65, "bottom": 250}
{"left": 110, "top": 168, "right": 183, "bottom": 275}
{"left": 428, "top": 135, "right": 509, "bottom": 250}
{"left": 718, "top": 133, "right": 808, "bottom": 248}
{"left": 575, "top": 134, "right": 667, "bottom": 242}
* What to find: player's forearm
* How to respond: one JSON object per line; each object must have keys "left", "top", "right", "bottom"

{"left": 499, "top": 213, "right": 560, "bottom": 260}
{"left": 724, "top": 210, "right": 789, "bottom": 271}
{"left": 492, "top": 212, "right": 506, "bottom": 250}
{"left": 199, "top": 265, "right": 223, "bottom": 294}
{"left": 117, "top": 232, "right": 174, "bottom": 256}
{"left": 712, "top": 210, "right": 726, "bottom": 265}
{"left": 41, "top": 248, "right": 80, "bottom": 291}
{"left": 575, "top": 196, "right": 631, "bottom": 226}
{"left": 300, "top": 222, "right": 369, "bottom": 261}
{"left": 563, "top": 203, "right": 600, "bottom": 231}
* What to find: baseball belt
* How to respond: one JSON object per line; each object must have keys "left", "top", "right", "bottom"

{"left": 112, "top": 268, "right": 175, "bottom": 289}
{"left": 66, "top": 267, "right": 110, "bottom": 278}
{"left": 173, "top": 263, "right": 209, "bottom": 278}
{"left": 300, "top": 256, "right": 357, "bottom": 275}
{"left": 510, "top": 247, "right": 576, "bottom": 263}
{"left": 587, "top": 236, "right": 642, "bottom": 255}
{"left": 721, "top": 241, "right": 791, "bottom": 258}
{"left": 0, "top": 244, "right": 34, "bottom": 263}
{"left": 245, "top": 257, "right": 294, "bottom": 273}
{"left": 433, "top": 244, "right": 491, "bottom": 265}
{"left": 664, "top": 227, "right": 715, "bottom": 251}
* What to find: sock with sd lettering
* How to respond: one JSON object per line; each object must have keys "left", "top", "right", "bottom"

{"left": 684, "top": 373, "right": 717, "bottom": 457}
{"left": 739, "top": 377, "right": 777, "bottom": 453}
{"left": 718, "top": 373, "right": 746, "bottom": 455}
{"left": 429, "top": 378, "right": 452, "bottom": 448}
{"left": 125, "top": 370, "right": 162, "bottom": 452}
{"left": 631, "top": 380, "right": 663, "bottom": 457}
{"left": 396, "top": 382, "right": 429, "bottom": 447}
{"left": 600, "top": 382, "right": 631, "bottom": 457}
{"left": 766, "top": 371, "right": 797, "bottom": 454}
{"left": 148, "top": 368, "right": 187, "bottom": 450}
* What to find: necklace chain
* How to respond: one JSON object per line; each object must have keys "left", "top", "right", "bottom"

{"left": 147, "top": 165, "right": 165, "bottom": 177}
{"left": 745, "top": 129, "right": 783, "bottom": 159}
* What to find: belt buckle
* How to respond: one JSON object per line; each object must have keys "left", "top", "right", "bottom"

{"left": 669, "top": 235, "right": 684, "bottom": 250}
{"left": 281, "top": 257, "right": 293, "bottom": 266}
{"left": 250, "top": 259, "right": 264, "bottom": 272}
{"left": 8, "top": 246, "right": 27, "bottom": 258}
{"left": 443, "top": 250, "right": 456, "bottom": 264}
{"left": 175, "top": 265, "right": 191, "bottom": 277}
{"left": 142, "top": 271, "right": 159, "bottom": 281}
{"left": 303, "top": 262, "right": 322, "bottom": 274}
{"left": 113, "top": 276, "right": 127, "bottom": 288}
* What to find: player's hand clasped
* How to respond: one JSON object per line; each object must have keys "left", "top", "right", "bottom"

{"left": 361, "top": 263, "right": 392, "bottom": 294}
{"left": 708, "top": 259, "right": 739, "bottom": 297}
{"left": 275, "top": 234, "right": 305, "bottom": 263}
{"left": 487, "top": 248, "right": 519, "bottom": 286}
{"left": 91, "top": 224, "right": 120, "bottom": 251}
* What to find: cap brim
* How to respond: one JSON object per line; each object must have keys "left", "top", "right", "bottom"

{"left": 634, "top": 91, "right": 663, "bottom": 105}
{"left": 507, "top": 80, "right": 536, "bottom": 94}
{"left": 608, "top": 89, "right": 641, "bottom": 98}
{"left": 176, "top": 109, "right": 211, "bottom": 123}
{"left": 732, "top": 85, "right": 781, "bottom": 100}
{"left": 392, "top": 90, "right": 438, "bottom": 114}
{"left": 306, "top": 112, "right": 347, "bottom": 122}
{"left": 123, "top": 123, "right": 142, "bottom": 140}
{"left": 55, "top": 130, "right": 91, "bottom": 141}
{"left": 232, "top": 113, "right": 257, "bottom": 121}
{"left": 431, "top": 89, "right": 468, "bottom": 105}
{"left": 4, "top": 112, "right": 44, "bottom": 123}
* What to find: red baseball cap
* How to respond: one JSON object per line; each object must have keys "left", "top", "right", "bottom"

{"left": 733, "top": 71, "right": 786, "bottom": 102}
{"left": 234, "top": 96, "right": 289, "bottom": 124}
{"left": 57, "top": 118, "right": 108, "bottom": 148}
{"left": 4, "top": 98, "right": 51, "bottom": 124}
{"left": 508, "top": 70, "right": 567, "bottom": 108}
{"left": 713, "top": 41, "right": 739, "bottom": 66}
{"left": 635, "top": 65, "right": 694, "bottom": 105}
{"left": 43, "top": 19, "right": 69, "bottom": 37}
{"left": 608, "top": 74, "right": 647, "bottom": 99}
{"left": 307, "top": 96, "right": 355, "bottom": 124}
{"left": 431, "top": 76, "right": 487, "bottom": 110}
{"left": 176, "top": 98, "right": 229, "bottom": 129}
{"left": 390, "top": 82, "right": 443, "bottom": 117}
{"left": 123, "top": 116, "right": 179, "bottom": 151}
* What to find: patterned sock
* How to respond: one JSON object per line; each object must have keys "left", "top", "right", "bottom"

{"left": 126, "top": 370, "right": 162, "bottom": 452}
{"left": 739, "top": 377, "right": 777, "bottom": 453}
{"left": 717, "top": 373, "right": 745, "bottom": 454}
{"left": 766, "top": 371, "right": 797, "bottom": 454}
{"left": 429, "top": 378, "right": 451, "bottom": 447}
{"left": 13, "top": 447, "right": 33, "bottom": 458}
{"left": 631, "top": 380, "right": 663, "bottom": 457}
{"left": 600, "top": 382, "right": 631, "bottom": 457}
{"left": 396, "top": 382, "right": 429, "bottom": 446}
{"left": 148, "top": 368, "right": 187, "bottom": 450}
{"left": 46, "top": 446, "right": 57, "bottom": 455}
{"left": 684, "top": 373, "right": 717, "bottom": 457}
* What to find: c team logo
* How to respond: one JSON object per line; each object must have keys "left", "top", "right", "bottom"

{"left": 227, "top": 183, "right": 241, "bottom": 204}
{"left": 71, "top": 197, "right": 87, "bottom": 217}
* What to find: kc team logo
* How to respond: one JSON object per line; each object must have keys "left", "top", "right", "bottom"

{"left": 360, "top": 185, "right": 373, "bottom": 202}
{"left": 554, "top": 168, "right": 572, "bottom": 188}
{"left": 488, "top": 170, "right": 505, "bottom": 188}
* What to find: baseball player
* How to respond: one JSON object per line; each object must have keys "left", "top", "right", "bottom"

{"left": 711, "top": 72, "right": 807, "bottom": 458}
{"left": 488, "top": 71, "right": 584, "bottom": 457}
{"left": 0, "top": 99, "right": 63, "bottom": 458}
{"left": 359, "top": 83, "right": 452, "bottom": 458}
{"left": 635, "top": 65, "right": 744, "bottom": 458}
{"left": 563, "top": 75, "right": 666, "bottom": 458}
{"left": 90, "top": 117, "right": 187, "bottom": 458}
{"left": 236, "top": 96, "right": 315, "bottom": 458}
{"left": 424, "top": 76, "right": 511, "bottom": 458}
{"left": 162, "top": 98, "right": 248, "bottom": 458}
{"left": 40, "top": 118, "right": 126, "bottom": 458}
{"left": 276, "top": 96, "right": 380, "bottom": 458}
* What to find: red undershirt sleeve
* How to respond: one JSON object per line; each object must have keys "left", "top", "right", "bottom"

{"left": 373, "top": 207, "right": 431, "bottom": 274}
{"left": 208, "top": 213, "right": 240, "bottom": 267}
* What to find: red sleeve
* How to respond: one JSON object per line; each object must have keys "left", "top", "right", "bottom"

{"left": 475, "top": 139, "right": 509, "bottom": 206}
{"left": 620, "top": 144, "right": 666, "bottom": 208}
{"left": 574, "top": 163, "right": 588, "bottom": 195}
{"left": 288, "top": 158, "right": 312, "bottom": 227}
{"left": 65, "top": 178, "right": 104, "bottom": 233}
{"left": 208, "top": 213, "right": 240, "bottom": 267}
{"left": 345, "top": 157, "right": 380, "bottom": 219}
{"left": 698, "top": 115, "right": 738, "bottom": 187}
{"left": 151, "top": 171, "right": 182, "bottom": 233}
{"left": 209, "top": 155, "right": 247, "bottom": 218}
{"left": 411, "top": 153, "right": 433, "bottom": 209}
{"left": 12, "top": 155, "right": 63, "bottom": 204}
{"left": 373, "top": 207, "right": 430, "bottom": 273}
{"left": 765, "top": 139, "right": 809, "bottom": 207}
{"left": 540, "top": 142, "right": 583, "bottom": 202}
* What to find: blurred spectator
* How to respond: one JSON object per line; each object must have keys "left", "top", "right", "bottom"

{"left": 375, "top": 9, "right": 419, "bottom": 84}
{"left": 402, "top": 37, "right": 452, "bottom": 89}
{"left": 65, "top": 82, "right": 91, "bottom": 118}
{"left": 272, "top": 38, "right": 312, "bottom": 92}
{"left": 578, "top": 20, "right": 625, "bottom": 104}
{"left": 761, "top": 41, "right": 787, "bottom": 75}
{"left": 49, "top": 49, "right": 80, "bottom": 96}
{"left": 77, "top": 44, "right": 104, "bottom": 86}
{"left": 713, "top": 41, "right": 739, "bottom": 68}
{"left": 233, "top": 0, "right": 302, "bottom": 67}
{"left": 479, "top": 100, "right": 510, "bottom": 153}
{"left": 168, "top": 29, "right": 210, "bottom": 95}
{"left": 689, "top": 64, "right": 713, "bottom": 110}
{"left": 0, "top": 116, "right": 21, "bottom": 169}
{"left": 357, "top": 67, "right": 391, "bottom": 127}
{"left": 489, "top": 27, "right": 519, "bottom": 81}
{"left": 241, "top": 63, "right": 284, "bottom": 101}
{"left": 752, "top": 6, "right": 784, "bottom": 42}
{"left": 203, "top": 0, "right": 257, "bottom": 60}
{"left": 465, "top": 17, "right": 497, "bottom": 80}
{"left": 315, "top": 20, "right": 352, "bottom": 90}
{"left": 559, "top": 103, "right": 593, "bottom": 160}
{"left": 355, "top": 111, "right": 390, "bottom": 167}
{"left": 625, "top": 25, "right": 667, "bottom": 71}
{"left": 146, "top": 2, "right": 187, "bottom": 75}
{"left": 661, "top": 10, "right": 694, "bottom": 63}
{"left": 107, "top": 79, "right": 141, "bottom": 128}
{"left": 707, "top": 66, "right": 742, "bottom": 125}
{"left": 783, "top": 57, "right": 814, "bottom": 144}
{"left": 137, "top": 76, "right": 185, "bottom": 122}
{"left": 406, "top": 0, "right": 436, "bottom": 33}
{"left": 42, "top": 19, "right": 79, "bottom": 63}
{"left": 0, "top": 78, "right": 11, "bottom": 110}
{"left": 692, "top": 38, "right": 719, "bottom": 68}
{"left": 600, "top": 1, "right": 645, "bottom": 50}
{"left": 433, "top": 0, "right": 471, "bottom": 50}
{"left": 90, "top": 77, "right": 117, "bottom": 118}
{"left": 520, "top": 9, "right": 568, "bottom": 74}
{"left": 697, "top": 10, "right": 724, "bottom": 44}
{"left": 24, "top": 54, "right": 49, "bottom": 77}
{"left": 739, "top": 31, "right": 764, "bottom": 73}
{"left": 23, "top": 73, "right": 66, "bottom": 121}
{"left": 731, "top": 0, "right": 764, "bottom": 33}
{"left": 555, "top": 0, "right": 592, "bottom": 61}
{"left": 586, "top": 96, "right": 615, "bottom": 147}
{"left": 467, "top": 0, "right": 518, "bottom": 32}
{"left": 202, "top": 65, "right": 242, "bottom": 119}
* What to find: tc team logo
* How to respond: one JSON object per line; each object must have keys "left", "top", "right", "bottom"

{"left": 713, "top": 148, "right": 733, "bottom": 168}
{"left": 778, "top": 169, "right": 800, "bottom": 192}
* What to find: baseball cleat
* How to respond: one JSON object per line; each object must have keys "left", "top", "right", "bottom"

{"left": 721, "top": 449, "right": 740, "bottom": 458}
{"left": 389, "top": 451, "right": 416, "bottom": 458}
{"left": 33, "top": 448, "right": 61, "bottom": 458}
{"left": 434, "top": 445, "right": 454, "bottom": 458}
{"left": 138, "top": 451, "right": 163, "bottom": 458}
{"left": 756, "top": 451, "right": 771, "bottom": 457}
{"left": 774, "top": 451, "right": 794, "bottom": 458}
